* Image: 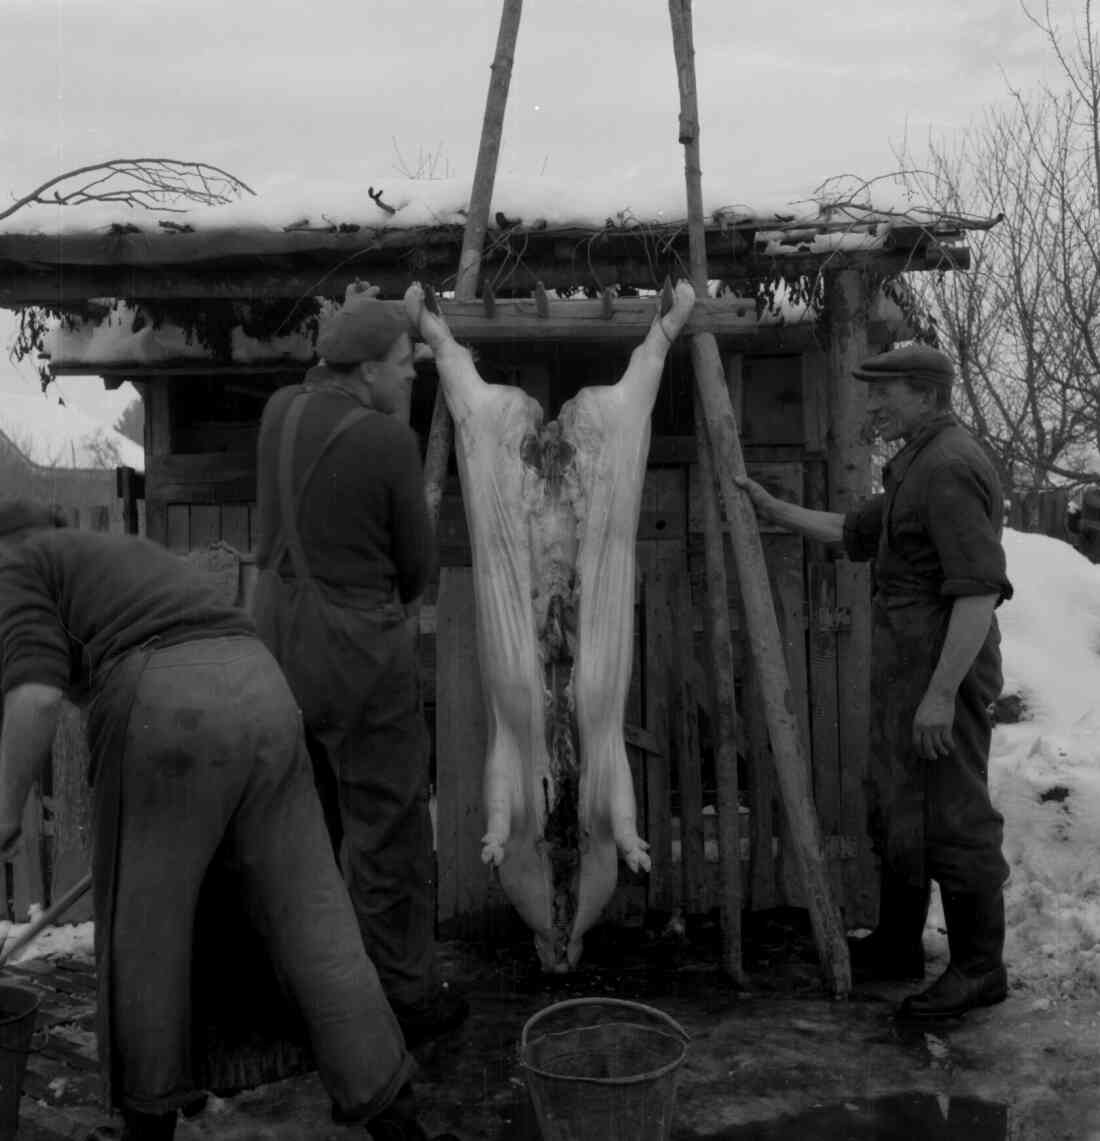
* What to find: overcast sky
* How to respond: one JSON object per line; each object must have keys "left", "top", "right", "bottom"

{"left": 0, "top": 0, "right": 1084, "bottom": 422}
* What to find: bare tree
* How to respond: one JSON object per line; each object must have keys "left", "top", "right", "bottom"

{"left": 898, "top": 1, "right": 1100, "bottom": 515}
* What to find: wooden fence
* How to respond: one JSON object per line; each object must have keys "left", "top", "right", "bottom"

{"left": 1006, "top": 487, "right": 1074, "bottom": 542}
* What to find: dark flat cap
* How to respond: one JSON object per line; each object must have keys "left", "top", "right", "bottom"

{"left": 316, "top": 291, "right": 409, "bottom": 365}
{"left": 0, "top": 499, "right": 67, "bottom": 539}
{"left": 852, "top": 344, "right": 954, "bottom": 389}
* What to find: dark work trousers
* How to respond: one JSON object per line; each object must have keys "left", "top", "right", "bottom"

{"left": 867, "top": 592, "right": 1010, "bottom": 895}
{"left": 89, "top": 635, "right": 412, "bottom": 1117}
{"left": 254, "top": 572, "right": 439, "bottom": 1011}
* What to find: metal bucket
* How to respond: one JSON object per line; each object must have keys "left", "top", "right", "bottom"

{"left": 519, "top": 997, "right": 690, "bottom": 1141}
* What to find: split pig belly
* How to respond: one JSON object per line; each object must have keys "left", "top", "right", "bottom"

{"left": 497, "top": 503, "right": 583, "bottom": 971}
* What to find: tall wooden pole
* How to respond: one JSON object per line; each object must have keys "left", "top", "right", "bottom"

{"left": 694, "top": 384, "right": 745, "bottom": 983}
{"left": 422, "top": 0, "right": 524, "bottom": 525}
{"left": 667, "top": 0, "right": 850, "bottom": 997}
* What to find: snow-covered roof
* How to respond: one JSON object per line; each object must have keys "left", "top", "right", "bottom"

{"left": 0, "top": 172, "right": 970, "bottom": 232}
{"left": 0, "top": 173, "right": 987, "bottom": 273}
{"left": 0, "top": 392, "right": 144, "bottom": 472}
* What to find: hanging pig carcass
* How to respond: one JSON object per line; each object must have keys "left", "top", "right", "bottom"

{"left": 406, "top": 281, "right": 696, "bottom": 971}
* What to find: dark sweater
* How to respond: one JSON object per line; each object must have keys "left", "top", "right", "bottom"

{"left": 0, "top": 529, "right": 254, "bottom": 698}
{"left": 843, "top": 415, "right": 1012, "bottom": 603}
{"left": 254, "top": 385, "right": 435, "bottom": 602}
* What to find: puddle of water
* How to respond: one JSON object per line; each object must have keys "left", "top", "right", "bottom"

{"left": 677, "top": 1092, "right": 1008, "bottom": 1140}
{"left": 497, "top": 1090, "right": 1007, "bottom": 1141}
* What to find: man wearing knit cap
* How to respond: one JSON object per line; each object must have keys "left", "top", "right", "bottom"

{"left": 0, "top": 502, "right": 457, "bottom": 1141}
{"left": 253, "top": 283, "right": 468, "bottom": 1047}
{"left": 736, "top": 343, "right": 1012, "bottom": 1020}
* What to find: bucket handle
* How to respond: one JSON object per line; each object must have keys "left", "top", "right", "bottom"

{"left": 520, "top": 997, "right": 690, "bottom": 1053}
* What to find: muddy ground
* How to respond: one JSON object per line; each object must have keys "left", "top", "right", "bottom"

{"left": 17, "top": 910, "right": 1100, "bottom": 1141}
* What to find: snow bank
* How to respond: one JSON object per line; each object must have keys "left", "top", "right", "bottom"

{"left": 0, "top": 915, "right": 94, "bottom": 965}
{"left": 986, "top": 530, "right": 1100, "bottom": 1001}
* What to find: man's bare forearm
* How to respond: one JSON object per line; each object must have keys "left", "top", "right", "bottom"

{"left": 927, "top": 594, "right": 1000, "bottom": 700}
{"left": 0, "top": 684, "right": 64, "bottom": 834}
{"left": 764, "top": 499, "right": 846, "bottom": 545}
{"left": 733, "top": 474, "right": 846, "bottom": 543}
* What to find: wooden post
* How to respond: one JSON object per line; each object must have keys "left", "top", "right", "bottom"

{"left": 671, "top": 567, "right": 705, "bottom": 915}
{"left": 116, "top": 466, "right": 141, "bottom": 535}
{"left": 139, "top": 380, "right": 172, "bottom": 546}
{"left": 422, "top": 0, "right": 524, "bottom": 526}
{"left": 641, "top": 556, "right": 675, "bottom": 910}
{"left": 825, "top": 269, "right": 877, "bottom": 924}
{"left": 694, "top": 399, "right": 744, "bottom": 981}
{"left": 668, "top": 0, "right": 850, "bottom": 996}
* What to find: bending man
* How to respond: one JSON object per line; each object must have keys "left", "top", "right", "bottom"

{"left": 0, "top": 501, "right": 456, "bottom": 1140}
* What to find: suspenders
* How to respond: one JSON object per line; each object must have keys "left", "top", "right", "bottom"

{"left": 269, "top": 391, "right": 373, "bottom": 581}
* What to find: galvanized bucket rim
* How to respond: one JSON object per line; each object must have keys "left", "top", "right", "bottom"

{"left": 520, "top": 996, "right": 690, "bottom": 1087}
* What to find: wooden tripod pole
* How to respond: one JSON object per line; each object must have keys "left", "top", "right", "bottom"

{"left": 668, "top": 0, "right": 850, "bottom": 997}
{"left": 422, "top": 0, "right": 524, "bottom": 526}
{"left": 695, "top": 386, "right": 745, "bottom": 984}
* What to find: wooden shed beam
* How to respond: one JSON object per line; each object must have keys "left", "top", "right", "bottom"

{"left": 45, "top": 294, "right": 911, "bottom": 377}
{"left": 0, "top": 246, "right": 968, "bottom": 308}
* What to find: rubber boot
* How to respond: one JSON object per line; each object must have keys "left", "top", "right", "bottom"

{"left": 364, "top": 1083, "right": 460, "bottom": 1141}
{"left": 391, "top": 983, "right": 470, "bottom": 1048}
{"left": 119, "top": 1109, "right": 177, "bottom": 1141}
{"left": 848, "top": 872, "right": 929, "bottom": 982}
{"left": 897, "top": 888, "right": 1007, "bottom": 1019}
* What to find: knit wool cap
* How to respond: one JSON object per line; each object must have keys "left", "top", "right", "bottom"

{"left": 316, "top": 292, "right": 408, "bottom": 365}
{"left": 0, "top": 500, "right": 67, "bottom": 539}
{"left": 851, "top": 344, "right": 955, "bottom": 390}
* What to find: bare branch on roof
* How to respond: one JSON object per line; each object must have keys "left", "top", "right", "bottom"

{"left": 0, "top": 159, "right": 255, "bottom": 223}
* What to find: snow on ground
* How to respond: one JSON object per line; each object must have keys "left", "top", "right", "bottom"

{"left": 0, "top": 914, "right": 94, "bottom": 964}
{"left": 982, "top": 529, "right": 1100, "bottom": 1004}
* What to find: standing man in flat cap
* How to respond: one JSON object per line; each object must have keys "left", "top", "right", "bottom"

{"left": 736, "top": 343, "right": 1012, "bottom": 1019}
{"left": 253, "top": 284, "right": 468, "bottom": 1046}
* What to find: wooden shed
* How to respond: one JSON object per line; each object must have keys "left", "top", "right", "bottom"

{"left": 0, "top": 189, "right": 984, "bottom": 936}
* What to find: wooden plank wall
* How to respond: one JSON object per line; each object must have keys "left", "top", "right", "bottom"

{"left": 162, "top": 500, "right": 258, "bottom": 555}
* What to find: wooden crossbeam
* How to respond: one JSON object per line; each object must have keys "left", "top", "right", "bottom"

{"left": 46, "top": 307, "right": 907, "bottom": 380}
{"left": 0, "top": 245, "right": 968, "bottom": 309}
